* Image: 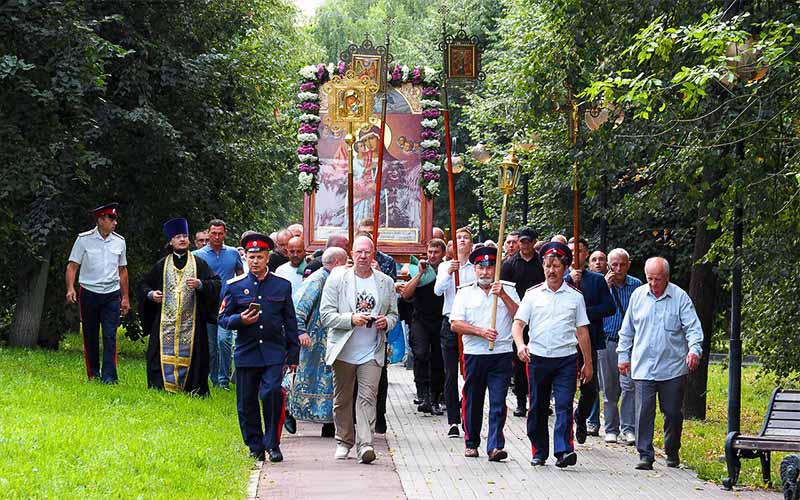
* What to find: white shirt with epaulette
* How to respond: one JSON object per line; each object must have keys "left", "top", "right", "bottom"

{"left": 68, "top": 227, "right": 127, "bottom": 294}
{"left": 449, "top": 281, "right": 520, "bottom": 355}
{"left": 514, "top": 280, "right": 590, "bottom": 358}
{"left": 433, "top": 258, "right": 477, "bottom": 315}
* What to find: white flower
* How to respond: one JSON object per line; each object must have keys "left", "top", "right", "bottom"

{"left": 298, "top": 154, "right": 318, "bottom": 163}
{"left": 326, "top": 63, "right": 335, "bottom": 76}
{"left": 420, "top": 99, "right": 441, "bottom": 109}
{"left": 422, "top": 161, "right": 440, "bottom": 172}
{"left": 299, "top": 113, "right": 320, "bottom": 123}
{"left": 298, "top": 172, "right": 315, "bottom": 191}
{"left": 401, "top": 64, "right": 409, "bottom": 81}
{"left": 420, "top": 139, "right": 440, "bottom": 149}
{"left": 421, "top": 118, "right": 438, "bottom": 128}
{"left": 424, "top": 66, "right": 438, "bottom": 83}
{"left": 425, "top": 180, "right": 440, "bottom": 196}
{"left": 299, "top": 65, "right": 318, "bottom": 80}
{"left": 297, "top": 133, "right": 318, "bottom": 143}
{"left": 297, "top": 92, "right": 319, "bottom": 101}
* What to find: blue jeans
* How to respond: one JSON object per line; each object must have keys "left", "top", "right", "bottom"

{"left": 207, "top": 324, "right": 234, "bottom": 387}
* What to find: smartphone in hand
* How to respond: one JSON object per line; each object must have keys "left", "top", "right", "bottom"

{"left": 246, "top": 302, "right": 261, "bottom": 314}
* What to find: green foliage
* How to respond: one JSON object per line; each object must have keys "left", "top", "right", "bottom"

{"left": 0, "top": 335, "right": 251, "bottom": 499}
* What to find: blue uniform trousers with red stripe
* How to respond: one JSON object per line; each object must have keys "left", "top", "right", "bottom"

{"left": 235, "top": 364, "right": 286, "bottom": 454}
{"left": 527, "top": 353, "right": 577, "bottom": 461}
{"left": 79, "top": 287, "right": 120, "bottom": 383}
{"left": 462, "top": 352, "right": 513, "bottom": 452}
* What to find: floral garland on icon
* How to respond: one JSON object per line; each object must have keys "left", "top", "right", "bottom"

{"left": 296, "top": 62, "right": 442, "bottom": 199}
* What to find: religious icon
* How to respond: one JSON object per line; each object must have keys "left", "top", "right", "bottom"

{"left": 352, "top": 54, "right": 383, "bottom": 86}
{"left": 448, "top": 44, "right": 476, "bottom": 79}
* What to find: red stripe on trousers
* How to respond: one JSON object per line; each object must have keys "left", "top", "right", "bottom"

{"left": 276, "top": 388, "right": 287, "bottom": 447}
{"left": 78, "top": 287, "right": 93, "bottom": 379}
{"left": 460, "top": 385, "right": 469, "bottom": 443}
{"left": 526, "top": 361, "right": 535, "bottom": 458}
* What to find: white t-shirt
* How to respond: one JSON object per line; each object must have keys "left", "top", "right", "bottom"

{"left": 275, "top": 262, "right": 303, "bottom": 294}
{"left": 338, "top": 274, "right": 380, "bottom": 364}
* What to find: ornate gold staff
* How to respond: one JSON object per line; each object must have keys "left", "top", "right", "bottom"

{"left": 489, "top": 147, "right": 521, "bottom": 350}
{"left": 320, "top": 71, "right": 379, "bottom": 248}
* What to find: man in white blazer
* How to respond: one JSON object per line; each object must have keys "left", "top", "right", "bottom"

{"left": 320, "top": 235, "right": 399, "bottom": 464}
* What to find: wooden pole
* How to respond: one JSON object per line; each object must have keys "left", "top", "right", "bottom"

{"left": 443, "top": 91, "right": 459, "bottom": 287}
{"left": 569, "top": 89, "right": 580, "bottom": 270}
{"left": 372, "top": 27, "right": 391, "bottom": 244}
{"left": 346, "top": 122, "right": 356, "bottom": 250}
{"left": 488, "top": 192, "right": 509, "bottom": 351}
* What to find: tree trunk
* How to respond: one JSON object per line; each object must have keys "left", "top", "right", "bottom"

{"left": 9, "top": 251, "right": 51, "bottom": 347}
{"left": 684, "top": 163, "right": 721, "bottom": 420}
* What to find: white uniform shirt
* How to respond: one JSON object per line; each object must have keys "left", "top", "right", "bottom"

{"left": 514, "top": 281, "right": 589, "bottom": 358}
{"left": 275, "top": 262, "right": 303, "bottom": 294}
{"left": 434, "top": 258, "right": 476, "bottom": 315}
{"left": 450, "top": 281, "right": 520, "bottom": 355}
{"left": 68, "top": 227, "right": 127, "bottom": 294}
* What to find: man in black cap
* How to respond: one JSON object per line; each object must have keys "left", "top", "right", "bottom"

{"left": 500, "top": 226, "right": 544, "bottom": 416}
{"left": 66, "top": 203, "right": 130, "bottom": 383}
{"left": 137, "top": 218, "right": 221, "bottom": 397}
{"left": 450, "top": 246, "right": 520, "bottom": 461}
{"left": 219, "top": 232, "right": 300, "bottom": 463}
{"left": 512, "top": 242, "right": 592, "bottom": 468}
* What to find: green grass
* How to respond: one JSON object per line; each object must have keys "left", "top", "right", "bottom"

{"left": 0, "top": 333, "right": 252, "bottom": 500}
{"left": 651, "top": 364, "right": 798, "bottom": 489}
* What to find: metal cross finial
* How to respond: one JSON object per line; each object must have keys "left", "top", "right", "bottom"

{"left": 383, "top": 14, "right": 393, "bottom": 46}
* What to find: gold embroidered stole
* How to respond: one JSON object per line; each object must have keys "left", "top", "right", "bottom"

{"left": 159, "top": 253, "right": 197, "bottom": 393}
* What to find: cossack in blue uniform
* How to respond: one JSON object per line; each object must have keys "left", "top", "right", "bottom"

{"left": 218, "top": 232, "right": 299, "bottom": 463}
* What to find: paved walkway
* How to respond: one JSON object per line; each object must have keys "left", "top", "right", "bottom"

{"left": 256, "top": 364, "right": 779, "bottom": 500}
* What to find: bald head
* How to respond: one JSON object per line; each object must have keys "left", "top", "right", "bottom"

{"left": 551, "top": 234, "right": 568, "bottom": 244}
{"left": 287, "top": 223, "right": 303, "bottom": 238}
{"left": 326, "top": 233, "right": 349, "bottom": 250}
{"left": 287, "top": 236, "right": 305, "bottom": 267}
{"left": 352, "top": 235, "right": 375, "bottom": 274}
{"left": 322, "top": 247, "right": 348, "bottom": 270}
{"left": 432, "top": 227, "right": 445, "bottom": 240}
{"left": 644, "top": 256, "right": 670, "bottom": 297}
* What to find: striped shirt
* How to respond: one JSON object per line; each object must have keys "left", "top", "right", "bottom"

{"left": 603, "top": 274, "right": 642, "bottom": 341}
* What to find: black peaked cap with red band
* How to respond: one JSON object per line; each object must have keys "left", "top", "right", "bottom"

{"left": 241, "top": 232, "right": 274, "bottom": 252}
{"left": 469, "top": 246, "right": 499, "bottom": 267}
{"left": 538, "top": 241, "right": 572, "bottom": 265}
{"left": 92, "top": 203, "right": 119, "bottom": 218}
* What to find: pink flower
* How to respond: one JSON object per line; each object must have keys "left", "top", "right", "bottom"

{"left": 421, "top": 150, "right": 439, "bottom": 161}
{"left": 421, "top": 129, "right": 439, "bottom": 140}
{"left": 422, "top": 86, "right": 439, "bottom": 97}
{"left": 423, "top": 171, "right": 439, "bottom": 181}
{"left": 300, "top": 82, "right": 316, "bottom": 92}
{"left": 316, "top": 64, "right": 327, "bottom": 81}
{"left": 299, "top": 123, "right": 318, "bottom": 134}
{"left": 411, "top": 66, "right": 422, "bottom": 85}
{"left": 423, "top": 108, "right": 440, "bottom": 119}
{"left": 337, "top": 61, "right": 346, "bottom": 75}
{"left": 391, "top": 63, "right": 402, "bottom": 83}
{"left": 298, "top": 163, "right": 319, "bottom": 174}
{"left": 299, "top": 102, "right": 320, "bottom": 112}
{"left": 297, "top": 144, "right": 316, "bottom": 155}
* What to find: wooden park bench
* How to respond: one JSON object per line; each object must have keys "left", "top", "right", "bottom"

{"left": 723, "top": 388, "right": 800, "bottom": 490}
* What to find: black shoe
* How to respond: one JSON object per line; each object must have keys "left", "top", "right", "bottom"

{"left": 531, "top": 457, "right": 546, "bottom": 466}
{"left": 413, "top": 397, "right": 421, "bottom": 405}
{"left": 283, "top": 414, "right": 297, "bottom": 434}
{"left": 488, "top": 449, "right": 508, "bottom": 462}
{"left": 574, "top": 410, "right": 587, "bottom": 444}
{"left": 431, "top": 403, "right": 444, "bottom": 416}
{"left": 249, "top": 449, "right": 266, "bottom": 461}
{"left": 321, "top": 423, "right": 335, "bottom": 438}
{"left": 447, "top": 424, "right": 460, "bottom": 438}
{"left": 555, "top": 451, "right": 577, "bottom": 468}
{"left": 666, "top": 455, "right": 680, "bottom": 468}
{"left": 417, "top": 400, "right": 432, "bottom": 414}
{"left": 635, "top": 459, "right": 654, "bottom": 470}
{"left": 513, "top": 406, "right": 527, "bottom": 417}
{"left": 375, "top": 415, "right": 387, "bottom": 434}
{"left": 268, "top": 448, "right": 283, "bottom": 463}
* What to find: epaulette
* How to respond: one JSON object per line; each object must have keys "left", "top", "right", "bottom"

{"left": 566, "top": 282, "right": 583, "bottom": 294}
{"left": 111, "top": 231, "right": 124, "bottom": 240}
{"left": 526, "top": 283, "right": 545, "bottom": 293}
{"left": 227, "top": 273, "right": 248, "bottom": 285}
{"left": 457, "top": 280, "right": 476, "bottom": 289}
{"left": 499, "top": 280, "right": 516, "bottom": 287}
{"left": 78, "top": 228, "right": 96, "bottom": 237}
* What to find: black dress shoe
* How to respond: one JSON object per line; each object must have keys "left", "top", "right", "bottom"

{"left": 574, "top": 410, "right": 587, "bottom": 444}
{"left": 321, "top": 423, "right": 335, "bottom": 438}
{"left": 417, "top": 400, "right": 432, "bottom": 414}
{"left": 513, "top": 406, "right": 527, "bottom": 417}
{"left": 635, "top": 460, "right": 654, "bottom": 470}
{"left": 249, "top": 449, "right": 266, "bottom": 461}
{"left": 375, "top": 415, "right": 387, "bottom": 434}
{"left": 431, "top": 403, "right": 444, "bottom": 416}
{"left": 488, "top": 449, "right": 508, "bottom": 462}
{"left": 555, "top": 451, "right": 577, "bottom": 468}
{"left": 666, "top": 455, "right": 680, "bottom": 468}
{"left": 268, "top": 448, "right": 283, "bottom": 462}
{"left": 531, "top": 457, "right": 546, "bottom": 466}
{"left": 283, "top": 414, "right": 297, "bottom": 434}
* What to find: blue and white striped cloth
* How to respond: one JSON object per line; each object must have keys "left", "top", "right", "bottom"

{"left": 603, "top": 274, "right": 642, "bottom": 342}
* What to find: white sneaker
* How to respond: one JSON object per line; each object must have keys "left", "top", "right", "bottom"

{"left": 604, "top": 433, "right": 618, "bottom": 443}
{"left": 622, "top": 431, "right": 636, "bottom": 445}
{"left": 334, "top": 444, "right": 351, "bottom": 460}
{"left": 358, "top": 445, "right": 376, "bottom": 464}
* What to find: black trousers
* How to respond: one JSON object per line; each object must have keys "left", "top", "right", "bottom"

{"left": 635, "top": 375, "right": 686, "bottom": 462}
{"left": 574, "top": 348, "right": 599, "bottom": 429}
{"left": 439, "top": 317, "right": 461, "bottom": 425}
{"left": 511, "top": 326, "right": 530, "bottom": 408}
{"left": 79, "top": 287, "right": 120, "bottom": 383}
{"left": 411, "top": 316, "right": 444, "bottom": 398}
{"left": 235, "top": 364, "right": 285, "bottom": 453}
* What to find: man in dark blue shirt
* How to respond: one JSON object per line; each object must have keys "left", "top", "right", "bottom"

{"left": 565, "top": 238, "right": 615, "bottom": 445}
{"left": 219, "top": 232, "right": 299, "bottom": 463}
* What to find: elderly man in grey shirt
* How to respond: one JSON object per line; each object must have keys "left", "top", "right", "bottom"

{"left": 617, "top": 256, "right": 703, "bottom": 471}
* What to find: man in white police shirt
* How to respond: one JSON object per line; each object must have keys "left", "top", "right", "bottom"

{"left": 450, "top": 246, "right": 520, "bottom": 462}
{"left": 512, "top": 241, "right": 593, "bottom": 468}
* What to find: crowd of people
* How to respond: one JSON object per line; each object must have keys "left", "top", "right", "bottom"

{"left": 65, "top": 203, "right": 704, "bottom": 471}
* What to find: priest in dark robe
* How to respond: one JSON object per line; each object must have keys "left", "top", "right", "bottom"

{"left": 137, "top": 218, "right": 221, "bottom": 397}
